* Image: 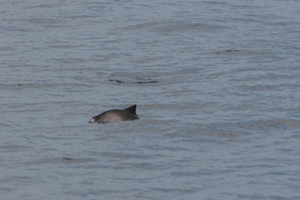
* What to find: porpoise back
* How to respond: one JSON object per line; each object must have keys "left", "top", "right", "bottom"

{"left": 89, "top": 105, "right": 139, "bottom": 123}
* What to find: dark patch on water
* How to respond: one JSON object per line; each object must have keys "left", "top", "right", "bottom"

{"left": 109, "top": 79, "right": 158, "bottom": 84}
{"left": 62, "top": 157, "right": 72, "bottom": 161}
{"left": 216, "top": 49, "right": 241, "bottom": 54}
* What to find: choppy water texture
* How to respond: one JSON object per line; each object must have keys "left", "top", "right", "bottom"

{"left": 1, "top": 0, "right": 300, "bottom": 199}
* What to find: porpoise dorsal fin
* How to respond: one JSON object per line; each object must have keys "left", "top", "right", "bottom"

{"left": 124, "top": 105, "right": 137, "bottom": 115}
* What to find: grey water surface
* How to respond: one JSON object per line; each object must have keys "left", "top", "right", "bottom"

{"left": 1, "top": 0, "right": 300, "bottom": 199}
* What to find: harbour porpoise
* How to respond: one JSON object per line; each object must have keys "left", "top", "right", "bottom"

{"left": 89, "top": 105, "right": 139, "bottom": 123}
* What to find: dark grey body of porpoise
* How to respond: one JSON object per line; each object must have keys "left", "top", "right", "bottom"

{"left": 89, "top": 105, "right": 139, "bottom": 123}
